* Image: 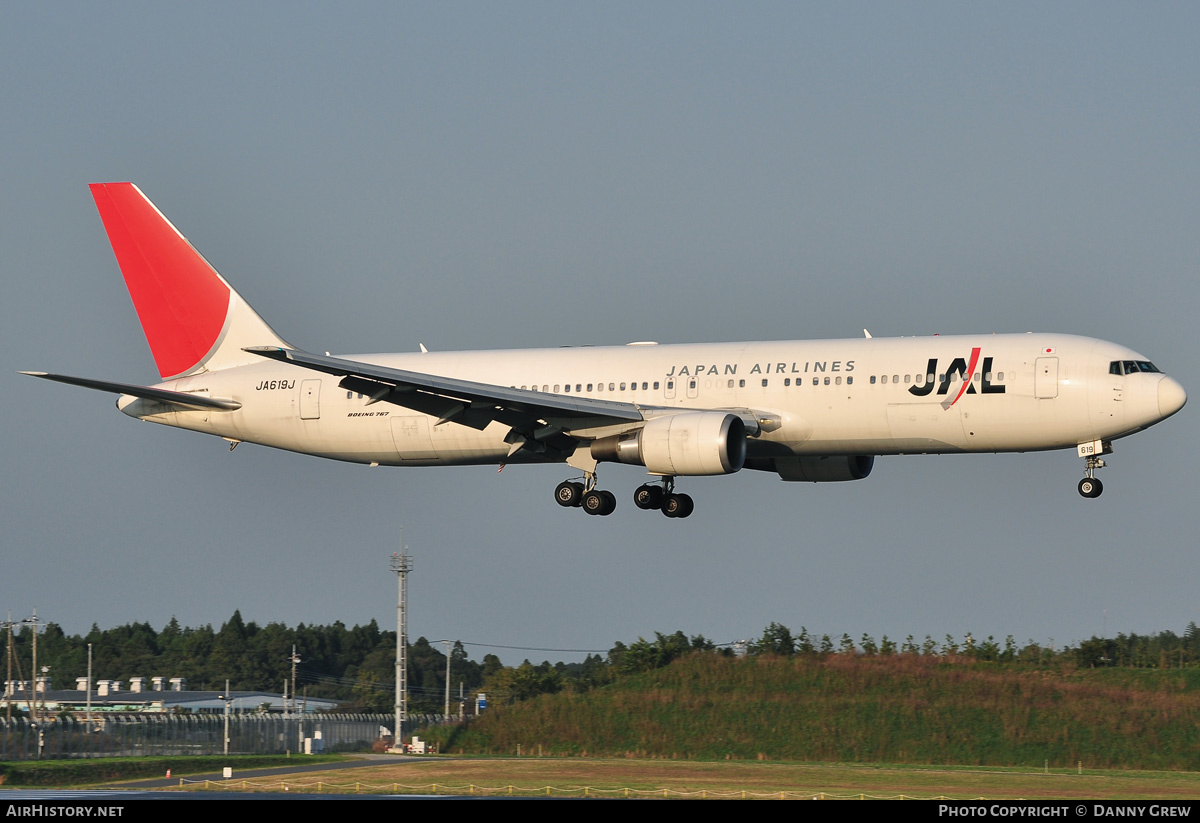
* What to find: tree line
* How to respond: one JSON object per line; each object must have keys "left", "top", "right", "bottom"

{"left": 4, "top": 614, "right": 1197, "bottom": 714}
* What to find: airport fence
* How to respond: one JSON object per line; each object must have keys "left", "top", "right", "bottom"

{"left": 0, "top": 713, "right": 443, "bottom": 760}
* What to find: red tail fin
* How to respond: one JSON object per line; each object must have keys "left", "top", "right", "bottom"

{"left": 90, "top": 183, "right": 287, "bottom": 378}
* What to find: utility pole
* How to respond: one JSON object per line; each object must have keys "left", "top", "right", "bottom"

{"left": 287, "top": 646, "right": 301, "bottom": 714}
{"left": 443, "top": 640, "right": 451, "bottom": 718}
{"left": 86, "top": 643, "right": 92, "bottom": 753}
{"left": 287, "top": 645, "right": 302, "bottom": 754}
{"left": 30, "top": 608, "right": 37, "bottom": 725}
{"left": 220, "top": 679, "right": 231, "bottom": 755}
{"left": 5, "top": 612, "right": 12, "bottom": 721}
{"left": 390, "top": 550, "right": 412, "bottom": 751}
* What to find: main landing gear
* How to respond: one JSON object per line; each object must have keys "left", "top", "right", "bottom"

{"left": 634, "top": 477, "right": 694, "bottom": 519}
{"left": 554, "top": 475, "right": 616, "bottom": 516}
{"left": 553, "top": 474, "right": 694, "bottom": 518}
{"left": 1078, "top": 455, "right": 1106, "bottom": 499}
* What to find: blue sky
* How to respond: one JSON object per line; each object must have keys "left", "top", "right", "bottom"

{"left": 3, "top": 3, "right": 1196, "bottom": 663}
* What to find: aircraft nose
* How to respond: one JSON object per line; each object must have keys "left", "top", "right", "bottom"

{"left": 1158, "top": 376, "right": 1187, "bottom": 419}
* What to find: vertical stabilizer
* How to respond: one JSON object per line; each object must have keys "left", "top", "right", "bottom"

{"left": 89, "top": 183, "right": 290, "bottom": 378}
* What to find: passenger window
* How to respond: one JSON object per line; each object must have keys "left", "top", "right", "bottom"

{"left": 823, "top": 377, "right": 830, "bottom": 385}
{"left": 784, "top": 378, "right": 790, "bottom": 386}
{"left": 881, "top": 375, "right": 888, "bottom": 384}
{"left": 739, "top": 379, "right": 746, "bottom": 388}
{"left": 847, "top": 376, "right": 853, "bottom": 385}
{"left": 812, "top": 378, "right": 819, "bottom": 386}
{"left": 904, "top": 375, "right": 911, "bottom": 384}
{"left": 620, "top": 383, "right": 626, "bottom": 391}
{"left": 835, "top": 376, "right": 842, "bottom": 385}
{"left": 653, "top": 381, "right": 660, "bottom": 390}
{"left": 870, "top": 376, "right": 876, "bottom": 384}
{"left": 762, "top": 379, "right": 768, "bottom": 387}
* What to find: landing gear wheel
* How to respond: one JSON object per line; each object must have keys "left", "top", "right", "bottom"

{"left": 661, "top": 493, "right": 694, "bottom": 518}
{"left": 583, "top": 490, "right": 616, "bottom": 515}
{"left": 582, "top": 490, "right": 604, "bottom": 515}
{"left": 1078, "top": 477, "right": 1103, "bottom": 499}
{"left": 599, "top": 490, "right": 617, "bottom": 515}
{"left": 555, "top": 481, "right": 583, "bottom": 507}
{"left": 634, "top": 484, "right": 664, "bottom": 510}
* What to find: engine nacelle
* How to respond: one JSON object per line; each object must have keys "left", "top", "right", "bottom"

{"left": 773, "top": 455, "right": 874, "bottom": 482}
{"left": 592, "top": 412, "right": 747, "bottom": 475}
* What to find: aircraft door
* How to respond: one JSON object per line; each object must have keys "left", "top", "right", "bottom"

{"left": 299, "top": 379, "right": 321, "bottom": 419}
{"left": 664, "top": 376, "right": 677, "bottom": 400}
{"left": 1034, "top": 357, "right": 1059, "bottom": 399}
{"left": 686, "top": 376, "right": 699, "bottom": 399}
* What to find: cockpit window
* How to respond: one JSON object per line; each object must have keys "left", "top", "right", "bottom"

{"left": 1111, "top": 360, "right": 1161, "bottom": 375}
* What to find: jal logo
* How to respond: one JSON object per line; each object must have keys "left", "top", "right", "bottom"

{"left": 908, "top": 347, "right": 1004, "bottom": 409}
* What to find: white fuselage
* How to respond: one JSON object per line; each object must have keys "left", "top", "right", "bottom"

{"left": 117, "top": 332, "right": 1181, "bottom": 470}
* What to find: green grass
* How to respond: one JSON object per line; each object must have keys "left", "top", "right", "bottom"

{"left": 420, "top": 654, "right": 1200, "bottom": 770}
{"left": 0, "top": 754, "right": 349, "bottom": 787}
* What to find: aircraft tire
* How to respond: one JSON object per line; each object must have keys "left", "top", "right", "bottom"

{"left": 675, "top": 493, "right": 695, "bottom": 518}
{"left": 1078, "top": 477, "right": 1103, "bottom": 498}
{"left": 582, "top": 490, "right": 606, "bottom": 515}
{"left": 555, "top": 481, "right": 582, "bottom": 507}
{"left": 600, "top": 490, "right": 617, "bottom": 515}
{"left": 634, "top": 484, "right": 663, "bottom": 510}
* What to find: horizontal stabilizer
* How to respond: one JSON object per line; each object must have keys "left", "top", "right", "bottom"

{"left": 19, "top": 372, "right": 241, "bottom": 411}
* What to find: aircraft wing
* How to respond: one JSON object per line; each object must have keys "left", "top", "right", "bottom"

{"left": 246, "top": 347, "right": 645, "bottom": 457}
{"left": 20, "top": 371, "right": 242, "bottom": 411}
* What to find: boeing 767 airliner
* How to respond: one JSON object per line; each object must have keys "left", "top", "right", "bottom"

{"left": 23, "top": 183, "right": 1187, "bottom": 518}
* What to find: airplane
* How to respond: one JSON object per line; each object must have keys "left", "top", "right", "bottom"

{"left": 23, "top": 183, "right": 1187, "bottom": 519}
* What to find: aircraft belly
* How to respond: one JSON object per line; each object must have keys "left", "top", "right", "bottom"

{"left": 885, "top": 403, "right": 968, "bottom": 453}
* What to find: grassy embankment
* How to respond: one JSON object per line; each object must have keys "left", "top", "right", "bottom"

{"left": 421, "top": 653, "right": 1200, "bottom": 770}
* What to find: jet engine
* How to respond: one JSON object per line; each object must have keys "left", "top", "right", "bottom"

{"left": 591, "top": 412, "right": 746, "bottom": 475}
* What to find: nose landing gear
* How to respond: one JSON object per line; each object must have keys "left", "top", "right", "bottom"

{"left": 1078, "top": 455, "right": 1106, "bottom": 499}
